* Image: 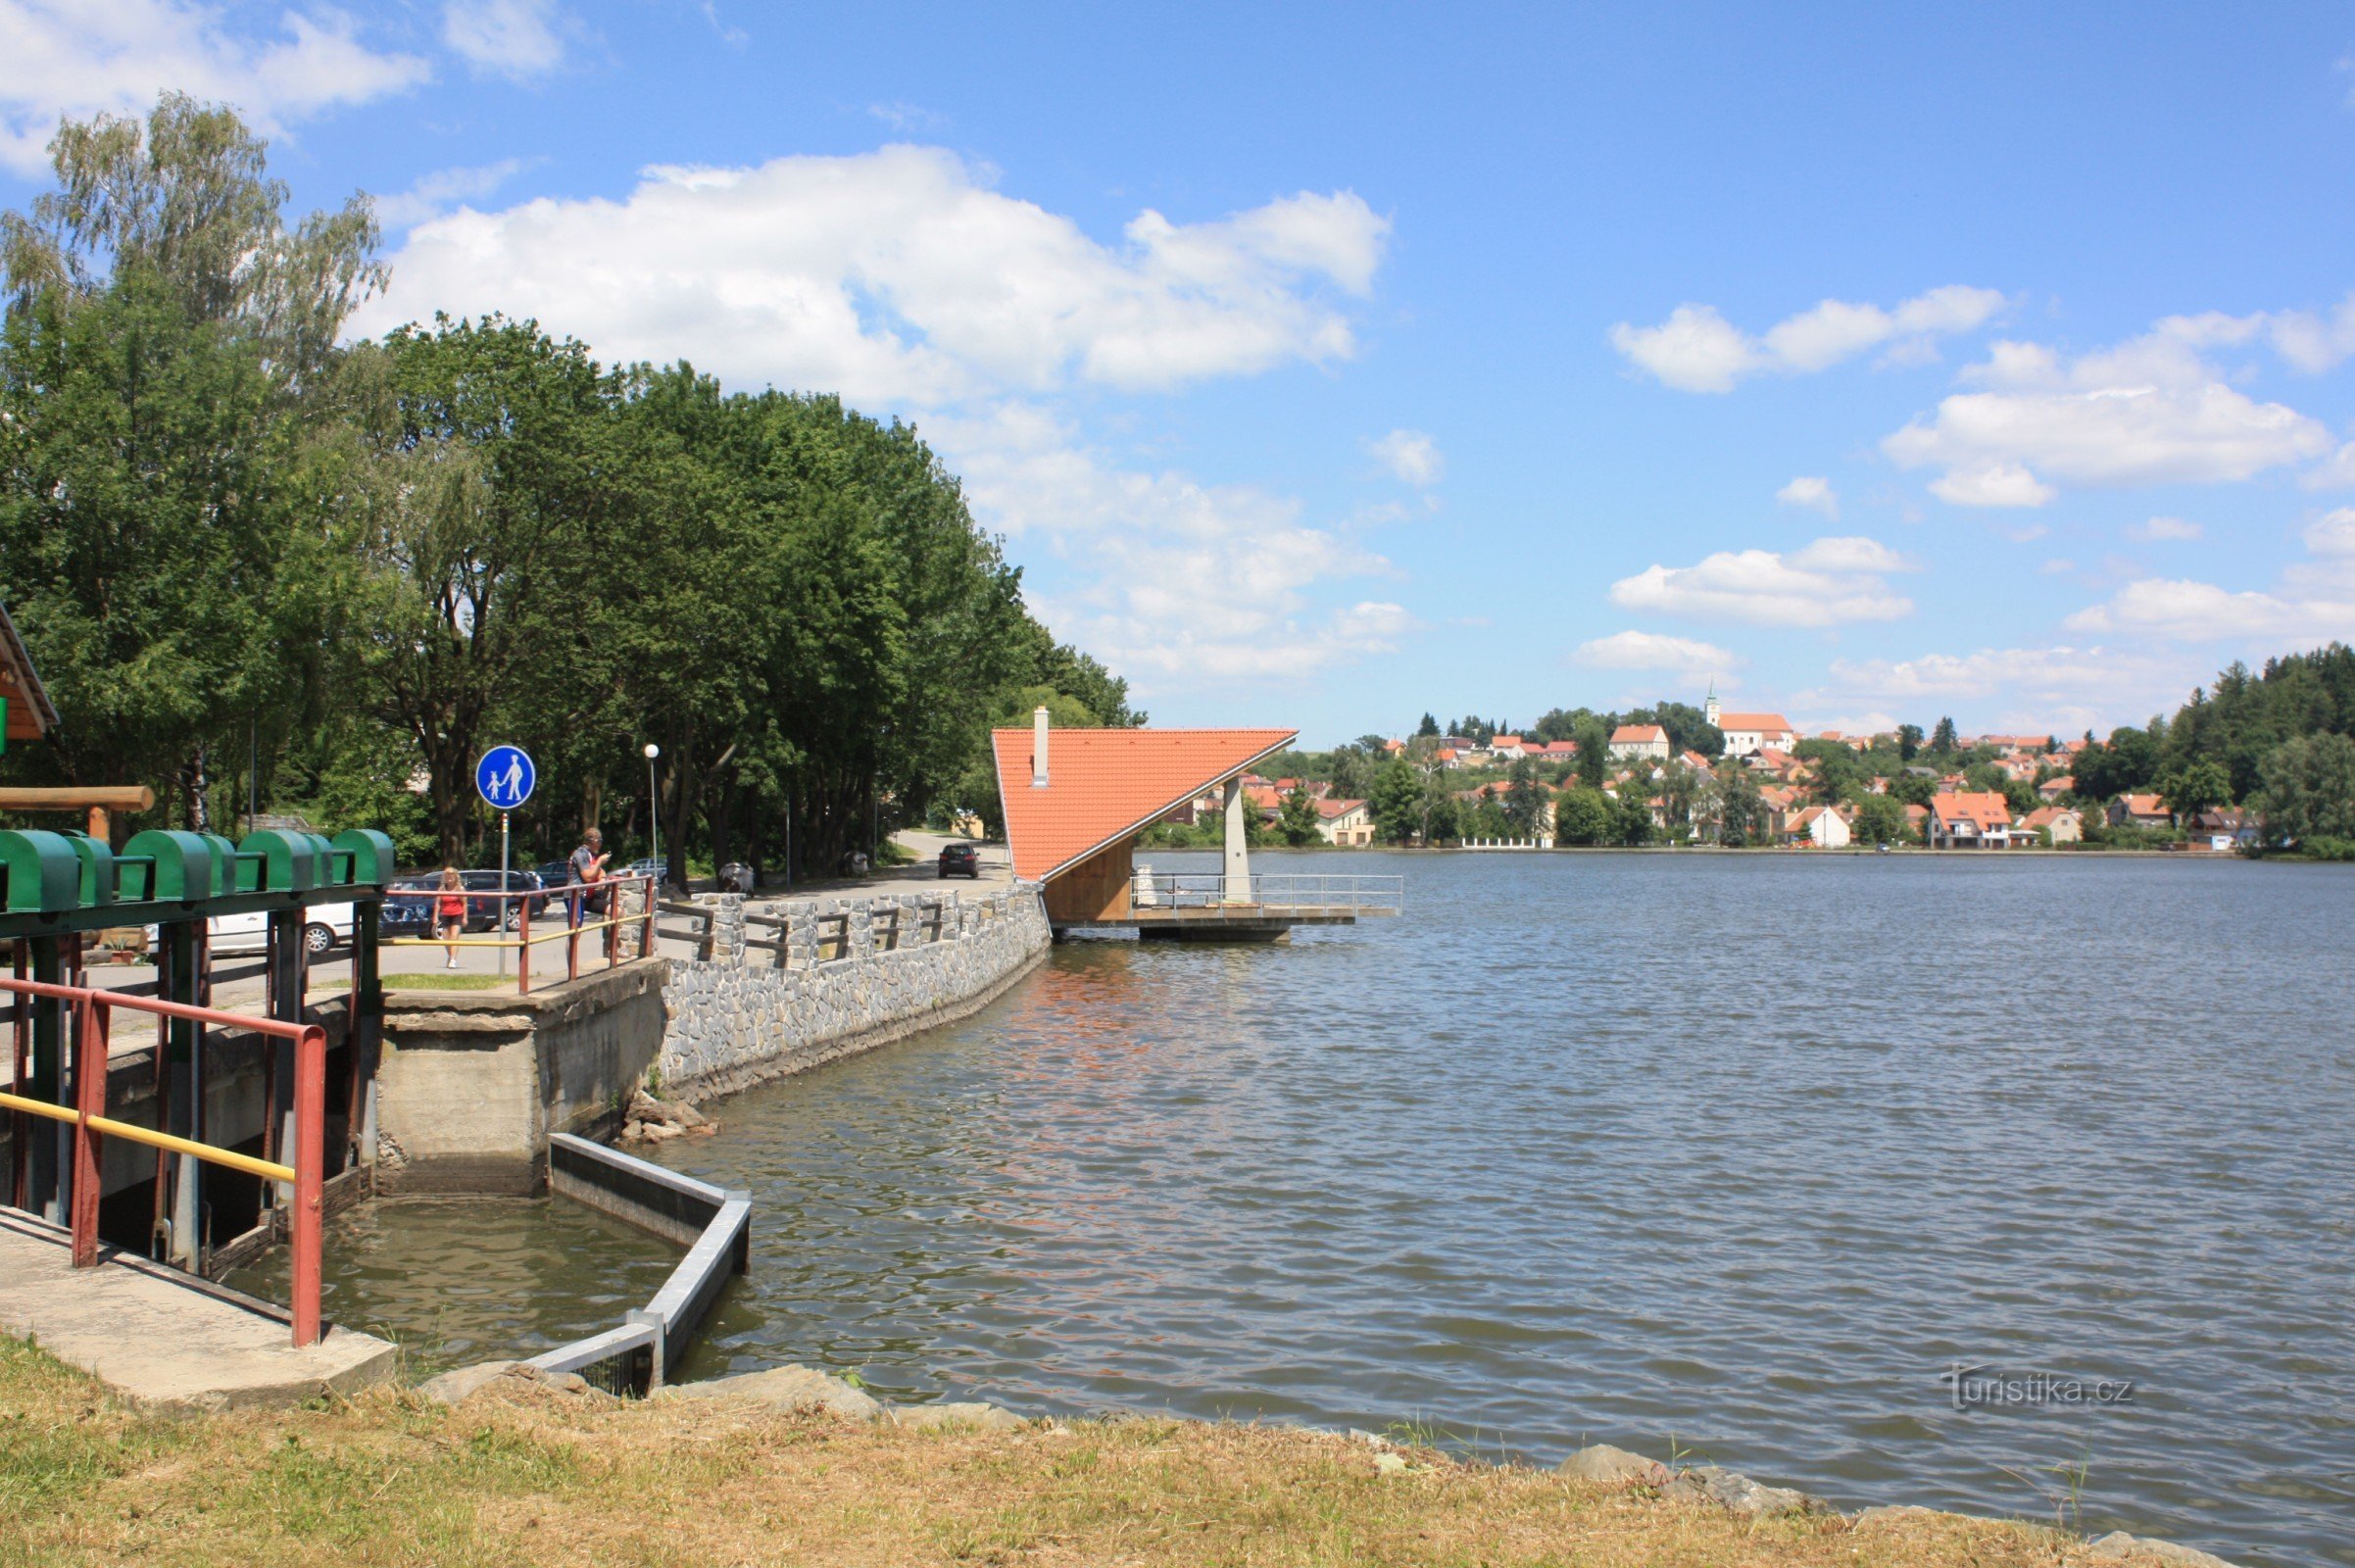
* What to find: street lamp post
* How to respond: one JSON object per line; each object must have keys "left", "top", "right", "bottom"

{"left": 644, "top": 743, "right": 662, "bottom": 889}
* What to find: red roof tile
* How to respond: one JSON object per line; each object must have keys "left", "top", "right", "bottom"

{"left": 991, "top": 726, "right": 1297, "bottom": 882}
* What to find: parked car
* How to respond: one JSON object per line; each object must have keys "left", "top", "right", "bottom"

{"left": 381, "top": 877, "right": 439, "bottom": 940}
{"left": 938, "top": 843, "right": 981, "bottom": 879}
{"left": 143, "top": 904, "right": 354, "bottom": 957}
{"left": 460, "top": 868, "right": 547, "bottom": 930}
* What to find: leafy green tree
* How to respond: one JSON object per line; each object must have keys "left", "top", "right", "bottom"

{"left": 1929, "top": 716, "right": 1958, "bottom": 755}
{"left": 1850, "top": 794, "right": 1911, "bottom": 847}
{"left": 2159, "top": 757, "right": 2231, "bottom": 819}
{"left": 1715, "top": 763, "right": 1764, "bottom": 846}
{"left": 1611, "top": 787, "right": 1654, "bottom": 847}
{"left": 1503, "top": 757, "right": 1547, "bottom": 835}
{"left": 1573, "top": 716, "right": 1609, "bottom": 788}
{"left": 2253, "top": 732, "right": 2355, "bottom": 846}
{"left": 1277, "top": 784, "right": 1321, "bottom": 847}
{"left": 1369, "top": 758, "right": 1423, "bottom": 844}
{"left": 1897, "top": 723, "right": 1923, "bottom": 761}
{"left": 1552, "top": 787, "right": 1611, "bottom": 846}
{"left": 1658, "top": 761, "right": 1701, "bottom": 838}
{"left": 0, "top": 95, "right": 380, "bottom": 829}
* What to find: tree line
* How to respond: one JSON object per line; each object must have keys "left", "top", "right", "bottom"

{"left": 0, "top": 96, "right": 1134, "bottom": 880}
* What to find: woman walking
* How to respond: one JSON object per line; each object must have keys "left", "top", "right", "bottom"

{"left": 434, "top": 866, "right": 467, "bottom": 970}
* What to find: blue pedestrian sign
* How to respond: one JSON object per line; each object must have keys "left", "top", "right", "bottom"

{"left": 475, "top": 745, "right": 536, "bottom": 810}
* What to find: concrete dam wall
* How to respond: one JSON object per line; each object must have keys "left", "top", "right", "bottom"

{"left": 659, "top": 886, "right": 1052, "bottom": 1104}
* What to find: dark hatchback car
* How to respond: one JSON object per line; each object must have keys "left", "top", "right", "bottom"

{"left": 938, "top": 843, "right": 981, "bottom": 879}
{"left": 381, "top": 877, "right": 439, "bottom": 939}
{"left": 460, "top": 869, "right": 547, "bottom": 930}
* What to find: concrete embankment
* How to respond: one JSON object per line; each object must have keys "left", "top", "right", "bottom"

{"left": 658, "top": 886, "right": 1051, "bottom": 1104}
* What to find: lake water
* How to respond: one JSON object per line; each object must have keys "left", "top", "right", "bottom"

{"left": 259, "top": 851, "right": 2355, "bottom": 1567}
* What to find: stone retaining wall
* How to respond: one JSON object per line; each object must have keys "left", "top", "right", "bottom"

{"left": 659, "top": 885, "right": 1051, "bottom": 1104}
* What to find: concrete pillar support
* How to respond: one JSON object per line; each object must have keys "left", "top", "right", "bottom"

{"left": 1223, "top": 777, "right": 1251, "bottom": 904}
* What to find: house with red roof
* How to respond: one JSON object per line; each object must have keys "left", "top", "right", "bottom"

{"left": 1782, "top": 804, "right": 1851, "bottom": 849}
{"left": 1927, "top": 791, "right": 2014, "bottom": 849}
{"left": 2109, "top": 794, "right": 2173, "bottom": 830}
{"left": 1704, "top": 691, "right": 1797, "bottom": 756}
{"left": 1607, "top": 723, "right": 1668, "bottom": 760}
{"left": 1315, "top": 798, "right": 1375, "bottom": 846}
{"left": 2020, "top": 805, "right": 2084, "bottom": 845}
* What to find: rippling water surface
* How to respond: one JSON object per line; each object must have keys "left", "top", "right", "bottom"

{"left": 285, "top": 853, "right": 2355, "bottom": 1566}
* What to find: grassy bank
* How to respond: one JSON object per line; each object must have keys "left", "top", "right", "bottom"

{"left": 0, "top": 1337, "right": 2194, "bottom": 1568}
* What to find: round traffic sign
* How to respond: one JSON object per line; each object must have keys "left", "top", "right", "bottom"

{"left": 475, "top": 745, "right": 536, "bottom": 809}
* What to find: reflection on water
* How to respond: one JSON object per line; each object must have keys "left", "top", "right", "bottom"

{"left": 226, "top": 1198, "right": 680, "bottom": 1377}
{"left": 267, "top": 852, "right": 2355, "bottom": 1568}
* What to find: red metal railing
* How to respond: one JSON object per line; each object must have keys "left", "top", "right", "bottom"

{"left": 385, "top": 874, "right": 657, "bottom": 995}
{"left": 0, "top": 975, "right": 327, "bottom": 1348}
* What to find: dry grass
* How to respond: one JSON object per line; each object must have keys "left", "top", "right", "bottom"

{"left": 0, "top": 1337, "right": 2166, "bottom": 1568}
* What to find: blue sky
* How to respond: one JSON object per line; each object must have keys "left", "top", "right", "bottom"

{"left": 7, "top": 4, "right": 2355, "bottom": 744}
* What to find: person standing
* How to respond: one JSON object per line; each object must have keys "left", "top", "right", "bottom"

{"left": 567, "top": 828, "right": 611, "bottom": 926}
{"left": 434, "top": 866, "right": 466, "bottom": 970}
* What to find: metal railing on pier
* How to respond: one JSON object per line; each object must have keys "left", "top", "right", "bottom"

{"left": 1129, "top": 872, "right": 1403, "bottom": 912}
{"left": 1, "top": 973, "right": 330, "bottom": 1348}
{"left": 382, "top": 875, "right": 656, "bottom": 995}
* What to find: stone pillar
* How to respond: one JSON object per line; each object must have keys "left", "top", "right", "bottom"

{"left": 707, "top": 894, "right": 746, "bottom": 965}
{"left": 1223, "top": 777, "right": 1251, "bottom": 904}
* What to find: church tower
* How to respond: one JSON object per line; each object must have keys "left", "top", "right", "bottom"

{"left": 1704, "top": 680, "right": 1720, "bottom": 728}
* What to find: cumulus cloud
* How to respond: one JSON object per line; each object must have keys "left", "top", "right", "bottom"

{"left": 2130, "top": 515, "right": 2203, "bottom": 542}
{"left": 1888, "top": 314, "right": 2339, "bottom": 505}
{"left": 355, "top": 148, "right": 1390, "bottom": 406}
{"left": 1808, "top": 644, "right": 2204, "bottom": 736}
{"left": 1572, "top": 630, "right": 1738, "bottom": 679}
{"left": 1928, "top": 462, "right": 2057, "bottom": 509}
{"left": 1775, "top": 475, "right": 1839, "bottom": 518}
{"left": 371, "top": 157, "right": 538, "bottom": 230}
{"left": 2066, "top": 507, "right": 2355, "bottom": 641}
{"left": 925, "top": 403, "right": 1409, "bottom": 686}
{"left": 1609, "top": 285, "right": 2004, "bottom": 393}
{"left": 1608, "top": 535, "right": 1917, "bottom": 627}
{"left": 442, "top": 0, "right": 567, "bottom": 79}
{"left": 0, "top": 0, "right": 428, "bottom": 173}
{"left": 1366, "top": 428, "right": 1443, "bottom": 487}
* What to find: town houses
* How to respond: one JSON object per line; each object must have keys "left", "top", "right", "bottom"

{"left": 1144, "top": 686, "right": 2273, "bottom": 854}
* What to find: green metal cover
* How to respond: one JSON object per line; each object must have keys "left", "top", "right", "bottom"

{"left": 0, "top": 830, "right": 79, "bottom": 913}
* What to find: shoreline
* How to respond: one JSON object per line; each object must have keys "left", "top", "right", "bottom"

{"left": 0, "top": 1332, "right": 2250, "bottom": 1568}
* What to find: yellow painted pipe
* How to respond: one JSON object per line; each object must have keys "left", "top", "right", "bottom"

{"left": 84, "top": 1114, "right": 294, "bottom": 1185}
{"left": 0, "top": 1089, "right": 79, "bottom": 1125}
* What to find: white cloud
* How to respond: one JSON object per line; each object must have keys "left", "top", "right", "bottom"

{"left": 442, "top": 0, "right": 566, "bottom": 79}
{"left": 1928, "top": 462, "right": 2057, "bottom": 508}
{"left": 1889, "top": 312, "right": 2343, "bottom": 504}
{"left": 355, "top": 148, "right": 1390, "bottom": 405}
{"left": 1609, "top": 285, "right": 2004, "bottom": 393}
{"left": 2066, "top": 508, "right": 2355, "bottom": 641}
{"left": 1572, "top": 630, "right": 1738, "bottom": 679}
{"left": 1887, "top": 384, "right": 2330, "bottom": 502}
{"left": 1367, "top": 428, "right": 1443, "bottom": 487}
{"left": 0, "top": 0, "right": 429, "bottom": 174}
{"left": 2130, "top": 514, "right": 2203, "bottom": 542}
{"left": 1809, "top": 644, "right": 2203, "bottom": 736}
{"left": 926, "top": 403, "right": 1409, "bottom": 686}
{"left": 1608, "top": 535, "right": 1917, "bottom": 627}
{"left": 371, "top": 157, "right": 537, "bottom": 230}
{"left": 1775, "top": 475, "right": 1839, "bottom": 518}
{"left": 868, "top": 100, "right": 948, "bottom": 132}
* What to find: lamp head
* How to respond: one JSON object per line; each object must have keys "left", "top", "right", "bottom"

{"left": 644, "top": 743, "right": 660, "bottom": 760}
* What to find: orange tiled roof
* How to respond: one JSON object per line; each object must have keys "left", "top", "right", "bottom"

{"left": 1717, "top": 711, "right": 1794, "bottom": 733}
{"left": 1931, "top": 790, "right": 2012, "bottom": 828}
{"left": 991, "top": 726, "right": 1298, "bottom": 882}
{"left": 1610, "top": 724, "right": 1666, "bottom": 743}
